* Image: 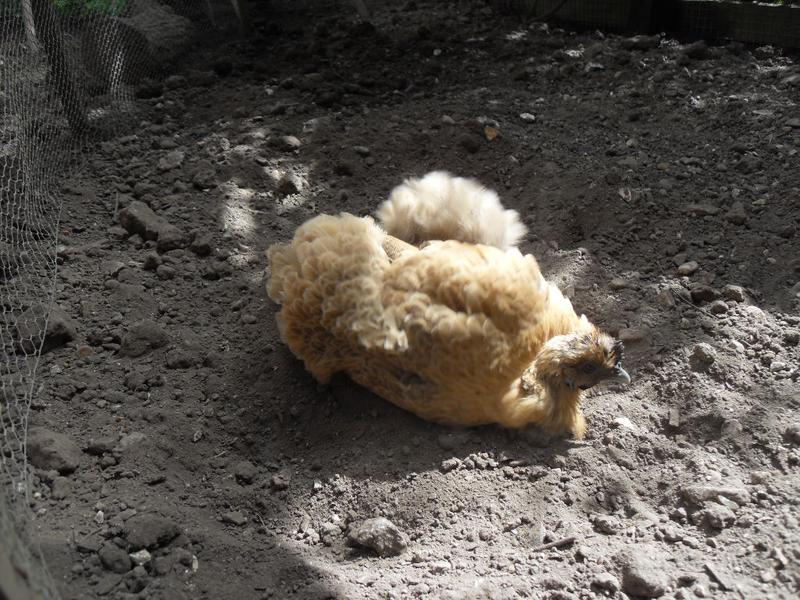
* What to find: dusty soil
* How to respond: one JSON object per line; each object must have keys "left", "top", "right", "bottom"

{"left": 23, "top": 1, "right": 800, "bottom": 599}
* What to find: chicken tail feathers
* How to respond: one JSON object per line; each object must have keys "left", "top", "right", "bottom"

{"left": 376, "top": 171, "right": 527, "bottom": 250}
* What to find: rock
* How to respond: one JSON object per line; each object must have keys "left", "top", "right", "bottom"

{"left": 118, "top": 201, "right": 186, "bottom": 251}
{"left": 221, "top": 510, "right": 248, "bottom": 526}
{"left": 441, "top": 458, "right": 461, "bottom": 472}
{"left": 691, "top": 343, "right": 716, "bottom": 366}
{"left": 621, "top": 35, "right": 660, "bottom": 51}
{"left": 617, "top": 545, "right": 670, "bottom": 598}
{"left": 702, "top": 504, "right": 736, "bottom": 529}
{"left": 99, "top": 543, "right": 132, "bottom": 574}
{"left": 610, "top": 417, "right": 637, "bottom": 431}
{"left": 50, "top": 476, "right": 71, "bottom": 499}
{"left": 681, "top": 484, "right": 749, "bottom": 507}
{"left": 95, "top": 573, "right": 123, "bottom": 596}
{"left": 27, "top": 427, "right": 81, "bottom": 474}
{"left": 784, "top": 424, "right": 800, "bottom": 445}
{"left": 15, "top": 304, "right": 77, "bottom": 354}
{"left": 120, "top": 320, "right": 169, "bottom": 357}
{"left": 273, "top": 135, "right": 301, "bottom": 151}
{"left": 129, "top": 549, "right": 152, "bottom": 566}
{"left": 681, "top": 40, "right": 708, "bottom": 60}
{"left": 457, "top": 133, "right": 481, "bottom": 154}
{"left": 123, "top": 514, "right": 180, "bottom": 550}
{"left": 618, "top": 327, "right": 648, "bottom": 344}
{"left": 722, "top": 284, "right": 745, "bottom": 302}
{"left": 519, "top": 112, "right": 536, "bottom": 122}
{"left": 270, "top": 470, "right": 291, "bottom": 490}
{"left": 593, "top": 514, "right": 622, "bottom": 535}
{"left": 684, "top": 203, "right": 718, "bottom": 216}
{"left": 609, "top": 277, "right": 628, "bottom": 290}
{"left": 720, "top": 419, "right": 743, "bottom": 437}
{"left": 157, "top": 150, "right": 185, "bottom": 172}
{"left": 708, "top": 300, "right": 728, "bottom": 314}
{"left": 783, "top": 331, "right": 799, "bottom": 347}
{"left": 725, "top": 201, "right": 747, "bottom": 225}
{"left": 690, "top": 284, "right": 718, "bottom": 303}
{"left": 677, "top": 261, "right": 699, "bottom": 276}
{"left": 234, "top": 460, "right": 257, "bottom": 485}
{"left": 592, "top": 572, "right": 621, "bottom": 593}
{"left": 116, "top": 432, "right": 146, "bottom": 452}
{"left": 190, "top": 232, "right": 213, "bottom": 256}
{"left": 347, "top": 517, "right": 408, "bottom": 557}
{"left": 353, "top": 145, "right": 371, "bottom": 156}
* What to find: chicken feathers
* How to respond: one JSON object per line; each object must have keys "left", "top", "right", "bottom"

{"left": 266, "top": 173, "right": 629, "bottom": 439}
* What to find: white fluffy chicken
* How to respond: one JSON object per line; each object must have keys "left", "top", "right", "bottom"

{"left": 266, "top": 172, "right": 629, "bottom": 439}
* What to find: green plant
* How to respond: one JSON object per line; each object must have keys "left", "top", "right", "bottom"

{"left": 51, "top": 0, "right": 126, "bottom": 16}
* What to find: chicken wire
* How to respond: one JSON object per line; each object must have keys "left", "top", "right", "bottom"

{"left": 0, "top": 1, "right": 241, "bottom": 597}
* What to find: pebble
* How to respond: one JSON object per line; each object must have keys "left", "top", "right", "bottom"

{"left": 120, "top": 320, "right": 169, "bottom": 357}
{"left": 592, "top": 572, "right": 621, "bottom": 593}
{"left": 681, "top": 484, "right": 749, "bottom": 507}
{"left": 347, "top": 517, "right": 408, "bottom": 557}
{"left": 618, "top": 327, "right": 648, "bottom": 344}
{"left": 14, "top": 305, "right": 77, "bottom": 354}
{"left": 27, "top": 427, "right": 82, "bottom": 474}
{"left": 609, "top": 277, "right": 628, "bottom": 290}
{"left": 99, "top": 543, "right": 132, "bottom": 574}
{"left": 722, "top": 284, "right": 745, "bottom": 302}
{"left": 707, "top": 300, "right": 728, "bottom": 314}
{"left": 617, "top": 545, "right": 670, "bottom": 598}
{"left": 702, "top": 504, "right": 736, "bottom": 530}
{"left": 519, "top": 112, "right": 537, "bottom": 122}
{"left": 271, "top": 470, "right": 291, "bottom": 490}
{"left": 123, "top": 514, "right": 180, "bottom": 550}
{"left": 118, "top": 201, "right": 186, "bottom": 252}
{"left": 691, "top": 343, "right": 716, "bottom": 366}
{"left": 50, "top": 476, "right": 71, "bottom": 499}
{"left": 234, "top": 460, "right": 257, "bottom": 484}
{"left": 593, "top": 514, "right": 622, "bottom": 535}
{"left": 785, "top": 424, "right": 800, "bottom": 444}
{"left": 677, "top": 261, "right": 699, "bottom": 276}
{"left": 783, "top": 330, "right": 799, "bottom": 346}
{"left": 725, "top": 201, "right": 747, "bottom": 225}
{"left": 440, "top": 458, "right": 461, "bottom": 472}
{"left": 221, "top": 510, "right": 248, "bottom": 526}
{"left": 157, "top": 150, "right": 185, "bottom": 172}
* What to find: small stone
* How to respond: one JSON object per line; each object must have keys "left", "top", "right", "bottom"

{"left": 618, "top": 327, "right": 648, "bottom": 344}
{"left": 684, "top": 203, "right": 719, "bottom": 216}
{"left": 457, "top": 134, "right": 481, "bottom": 154}
{"left": 118, "top": 201, "right": 186, "bottom": 251}
{"left": 276, "top": 135, "right": 301, "bottom": 151}
{"left": 27, "top": 427, "right": 82, "bottom": 474}
{"left": 681, "top": 40, "right": 708, "bottom": 59}
{"left": 617, "top": 545, "right": 670, "bottom": 598}
{"left": 703, "top": 504, "right": 736, "bottom": 530}
{"left": 677, "top": 261, "right": 699, "bottom": 276}
{"left": 99, "top": 543, "right": 132, "bottom": 574}
{"left": 353, "top": 145, "right": 371, "bottom": 156}
{"left": 592, "top": 572, "right": 621, "bottom": 593}
{"left": 234, "top": 460, "right": 257, "bottom": 485}
{"left": 333, "top": 161, "right": 355, "bottom": 176}
{"left": 129, "top": 549, "right": 152, "bottom": 566}
{"left": 14, "top": 304, "right": 77, "bottom": 354}
{"left": 347, "top": 517, "right": 408, "bottom": 557}
{"left": 120, "top": 320, "right": 169, "bottom": 357}
{"left": 593, "top": 514, "right": 622, "bottom": 535}
{"left": 221, "top": 510, "right": 248, "bottom": 526}
{"left": 609, "top": 277, "right": 628, "bottom": 290}
{"left": 720, "top": 419, "right": 743, "bottom": 437}
{"left": 725, "top": 201, "right": 747, "bottom": 225}
{"left": 681, "top": 484, "right": 749, "bottom": 507}
{"left": 783, "top": 330, "right": 799, "bottom": 346}
{"left": 157, "top": 150, "right": 185, "bottom": 172}
{"left": 519, "top": 112, "right": 536, "bottom": 122}
{"left": 123, "top": 514, "right": 180, "bottom": 550}
{"left": 707, "top": 300, "right": 728, "bottom": 314}
{"left": 610, "top": 417, "right": 637, "bottom": 431}
{"left": 690, "top": 284, "right": 718, "bottom": 303}
{"left": 142, "top": 252, "right": 161, "bottom": 271}
{"left": 441, "top": 458, "right": 461, "bottom": 472}
{"left": 784, "top": 424, "right": 800, "bottom": 445}
{"left": 691, "top": 343, "right": 716, "bottom": 366}
{"left": 722, "top": 284, "right": 745, "bottom": 302}
{"left": 190, "top": 233, "right": 213, "bottom": 257}
{"left": 271, "top": 470, "right": 291, "bottom": 490}
{"left": 50, "top": 476, "right": 71, "bottom": 500}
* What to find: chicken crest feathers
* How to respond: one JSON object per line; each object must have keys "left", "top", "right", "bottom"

{"left": 376, "top": 171, "right": 527, "bottom": 250}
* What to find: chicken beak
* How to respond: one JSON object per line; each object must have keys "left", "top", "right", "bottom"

{"left": 609, "top": 366, "right": 631, "bottom": 385}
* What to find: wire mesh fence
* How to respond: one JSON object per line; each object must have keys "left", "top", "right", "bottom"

{"left": 0, "top": 1, "right": 243, "bottom": 597}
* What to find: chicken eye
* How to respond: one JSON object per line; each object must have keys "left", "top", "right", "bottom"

{"left": 580, "top": 362, "right": 598, "bottom": 374}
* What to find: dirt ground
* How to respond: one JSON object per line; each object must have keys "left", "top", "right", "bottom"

{"left": 23, "top": 1, "right": 800, "bottom": 599}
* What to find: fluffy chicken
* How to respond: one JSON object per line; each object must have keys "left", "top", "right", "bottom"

{"left": 266, "top": 172, "right": 629, "bottom": 438}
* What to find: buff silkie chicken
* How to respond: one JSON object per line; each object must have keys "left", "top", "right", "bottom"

{"left": 266, "top": 171, "right": 630, "bottom": 439}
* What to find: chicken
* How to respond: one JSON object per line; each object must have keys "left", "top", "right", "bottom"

{"left": 266, "top": 172, "right": 629, "bottom": 439}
